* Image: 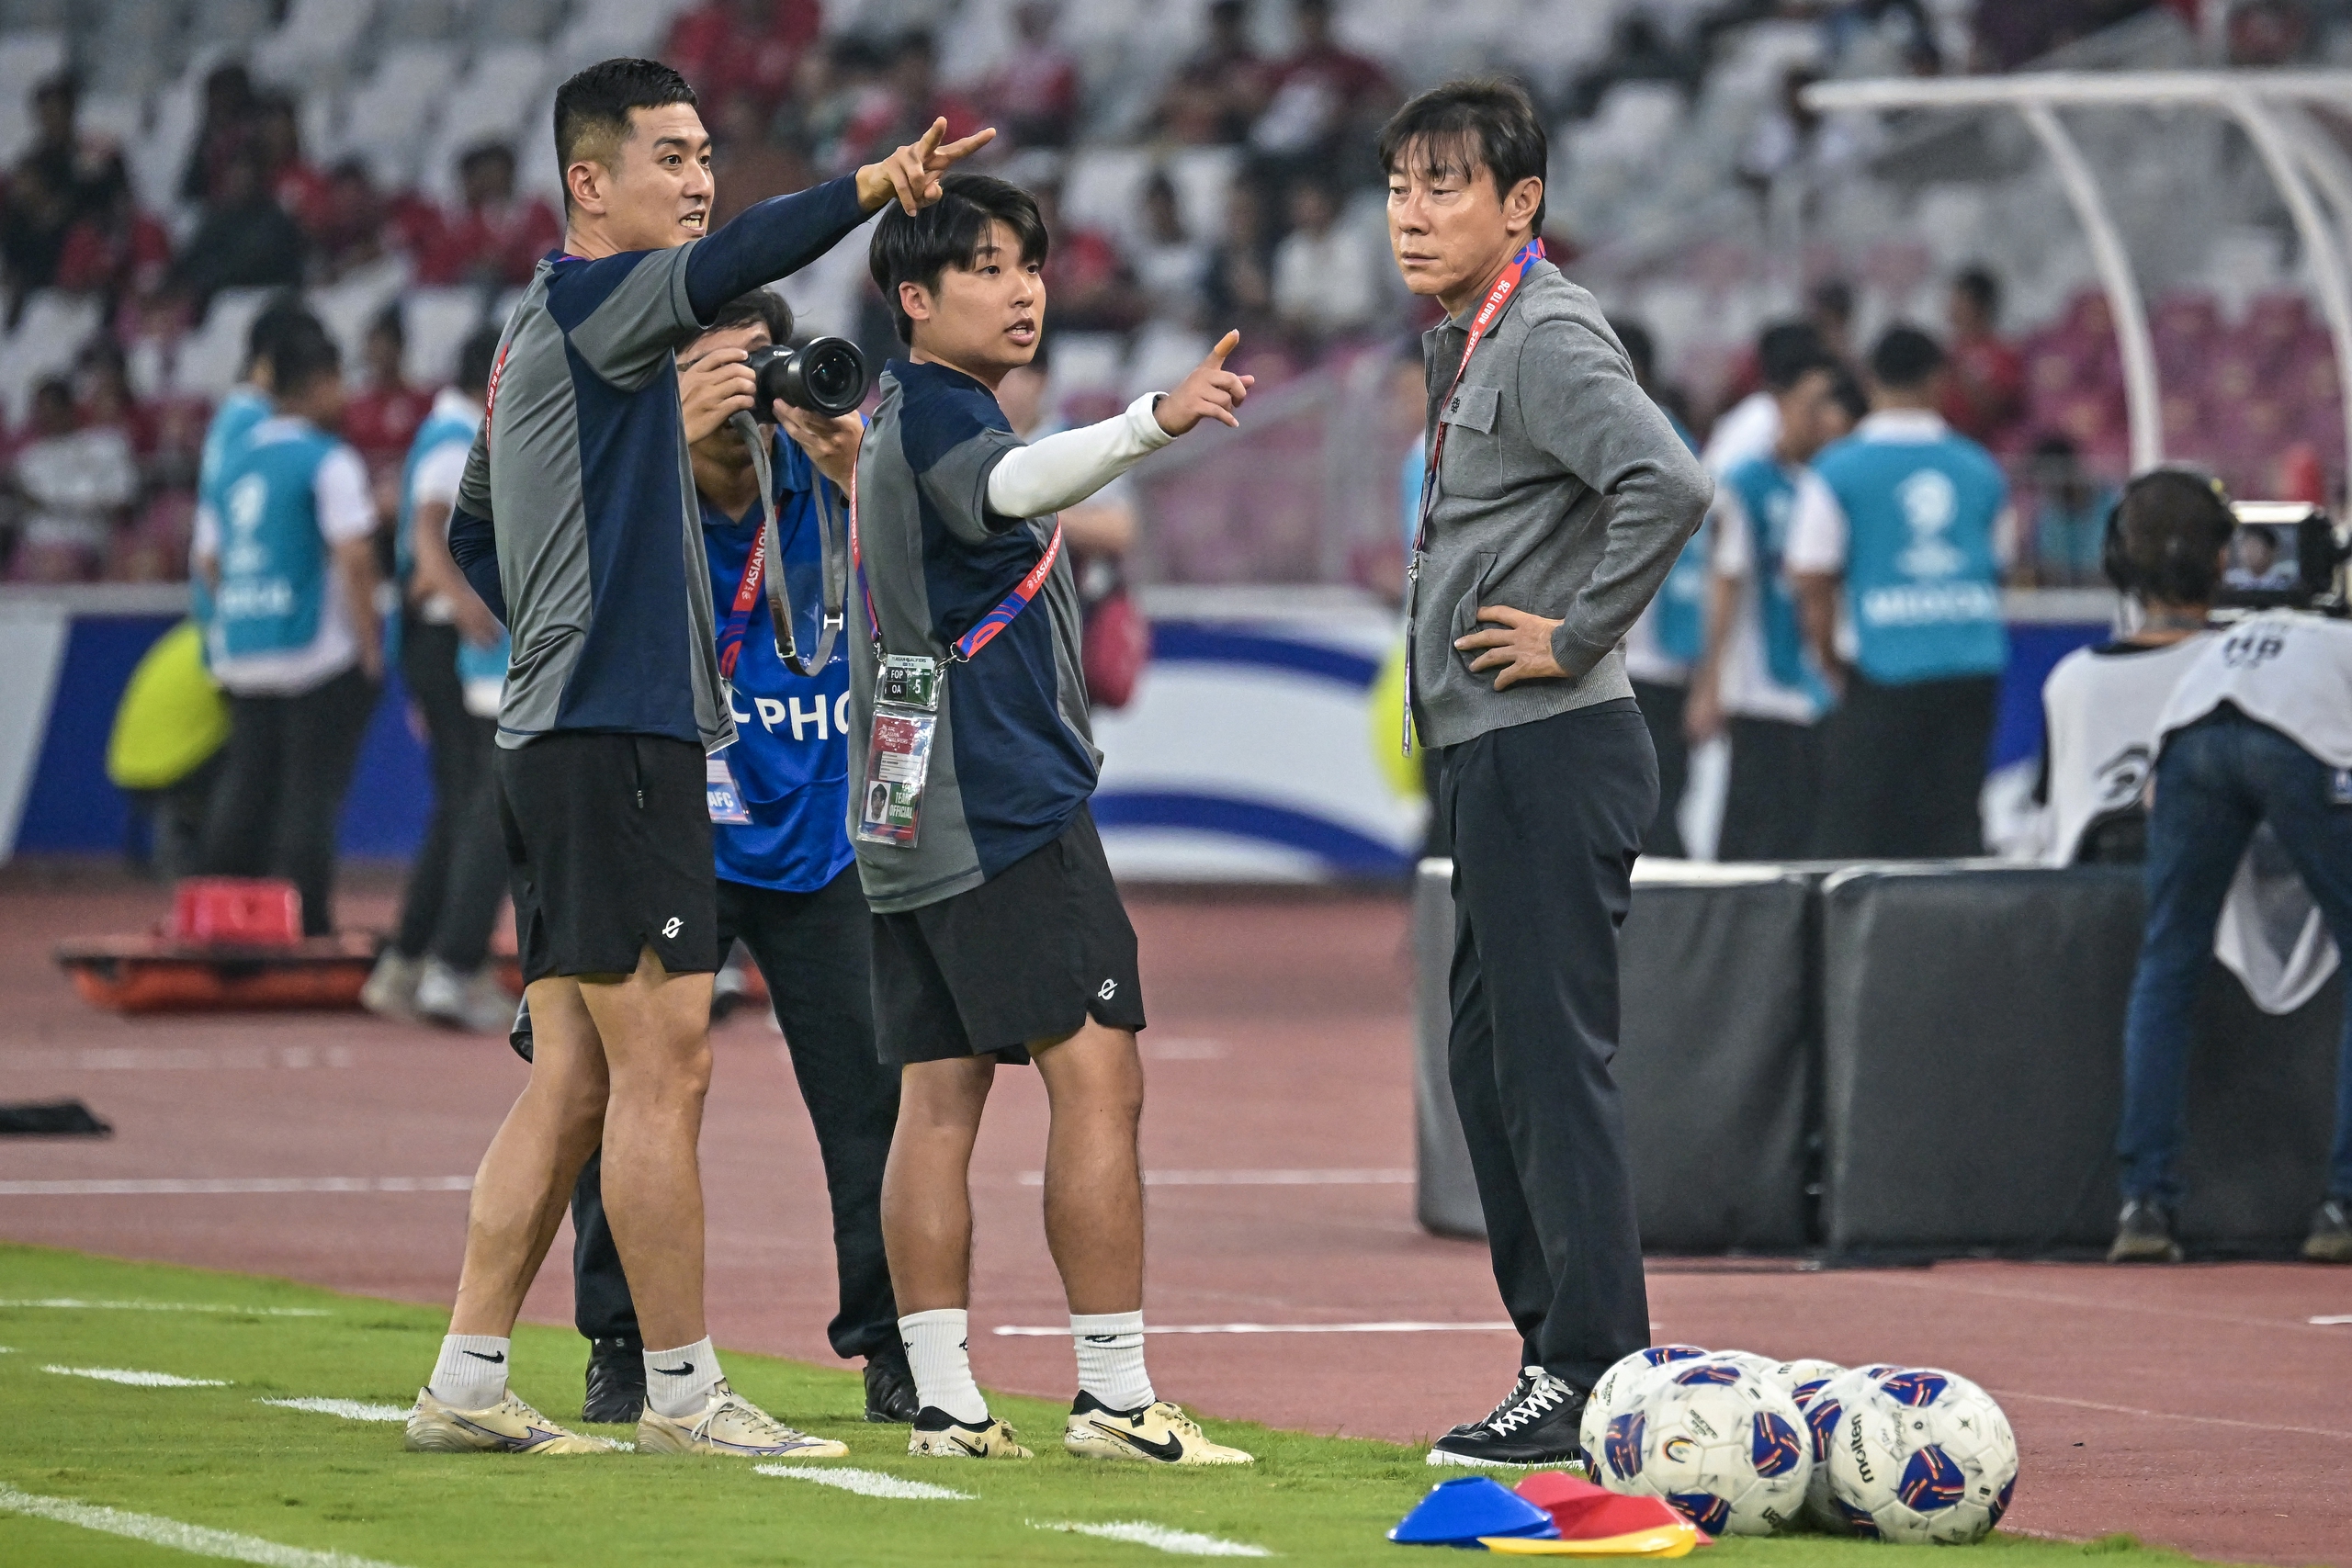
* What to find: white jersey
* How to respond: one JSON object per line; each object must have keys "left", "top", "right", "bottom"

{"left": 2041, "top": 636, "right": 2213, "bottom": 866}
{"left": 2045, "top": 618, "right": 2341, "bottom": 1013}
{"left": 2157, "top": 610, "right": 2352, "bottom": 769}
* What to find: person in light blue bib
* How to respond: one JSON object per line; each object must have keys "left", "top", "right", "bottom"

{"left": 1686, "top": 353, "right": 1860, "bottom": 861}
{"left": 1787, "top": 325, "right": 2013, "bottom": 858}
{"left": 192, "top": 328, "right": 382, "bottom": 936}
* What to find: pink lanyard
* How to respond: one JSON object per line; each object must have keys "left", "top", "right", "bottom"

{"left": 850, "top": 464, "right": 1064, "bottom": 665}
{"left": 1403, "top": 239, "right": 1544, "bottom": 752}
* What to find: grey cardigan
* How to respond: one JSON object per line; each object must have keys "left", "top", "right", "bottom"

{"left": 1410, "top": 260, "right": 1713, "bottom": 750}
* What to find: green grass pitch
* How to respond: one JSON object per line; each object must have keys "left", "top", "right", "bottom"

{"left": 0, "top": 1245, "right": 2213, "bottom": 1566}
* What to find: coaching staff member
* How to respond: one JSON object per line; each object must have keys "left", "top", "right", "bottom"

{"left": 412, "top": 57, "right": 989, "bottom": 1457}
{"left": 1385, "top": 80, "right": 1711, "bottom": 1467}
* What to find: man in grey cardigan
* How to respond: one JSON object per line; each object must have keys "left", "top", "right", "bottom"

{"left": 1385, "top": 80, "right": 1713, "bottom": 1468}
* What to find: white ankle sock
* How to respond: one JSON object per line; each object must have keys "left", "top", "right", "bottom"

{"left": 427, "top": 1334, "right": 510, "bottom": 1410}
{"left": 643, "top": 1337, "right": 723, "bottom": 1419}
{"left": 1071, "top": 1311, "right": 1154, "bottom": 1413}
{"left": 900, "top": 1308, "right": 987, "bottom": 1424}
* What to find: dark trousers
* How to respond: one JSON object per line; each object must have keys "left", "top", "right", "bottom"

{"left": 1718, "top": 716, "right": 1824, "bottom": 863}
{"left": 198, "top": 664, "right": 378, "bottom": 936}
{"left": 2119, "top": 709, "right": 2352, "bottom": 1205}
{"left": 1630, "top": 680, "right": 1689, "bottom": 858}
{"left": 1811, "top": 672, "right": 1997, "bottom": 859}
{"left": 392, "top": 618, "right": 505, "bottom": 968}
{"left": 571, "top": 867, "right": 901, "bottom": 1362}
{"left": 1438, "top": 700, "right": 1656, "bottom": 1391}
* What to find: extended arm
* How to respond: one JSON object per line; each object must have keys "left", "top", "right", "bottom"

{"left": 985, "top": 395, "right": 1172, "bottom": 520}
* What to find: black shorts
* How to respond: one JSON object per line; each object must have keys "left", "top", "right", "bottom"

{"left": 870, "top": 805, "right": 1145, "bottom": 1066}
{"left": 494, "top": 732, "right": 718, "bottom": 983}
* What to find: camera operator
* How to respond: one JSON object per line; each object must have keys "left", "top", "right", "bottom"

{"left": 561, "top": 288, "right": 917, "bottom": 1424}
{"left": 2111, "top": 592, "right": 2352, "bottom": 1267}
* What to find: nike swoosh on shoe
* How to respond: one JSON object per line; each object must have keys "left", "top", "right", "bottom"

{"left": 1100, "top": 1423, "right": 1184, "bottom": 1461}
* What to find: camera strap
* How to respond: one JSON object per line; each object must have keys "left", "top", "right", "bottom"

{"left": 728, "top": 411, "right": 847, "bottom": 679}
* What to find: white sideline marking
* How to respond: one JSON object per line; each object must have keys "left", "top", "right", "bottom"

{"left": 260, "top": 1398, "right": 408, "bottom": 1423}
{"left": 1990, "top": 1389, "right": 2352, "bottom": 1442}
{"left": 6, "top": 1044, "right": 358, "bottom": 1072}
{"left": 0, "top": 1298, "right": 327, "bottom": 1316}
{"left": 0, "top": 1176, "right": 471, "bottom": 1196}
{"left": 752, "top": 1463, "right": 973, "bottom": 1500}
{"left": 2312, "top": 1314, "right": 2352, "bottom": 1325}
{"left": 0, "top": 1482, "right": 410, "bottom": 1567}
{"left": 1032, "top": 1520, "right": 1272, "bottom": 1557}
{"left": 1014, "top": 1168, "right": 1411, "bottom": 1188}
{"left": 994, "top": 1321, "right": 1512, "bottom": 1337}
{"left": 43, "top": 1364, "right": 229, "bottom": 1387}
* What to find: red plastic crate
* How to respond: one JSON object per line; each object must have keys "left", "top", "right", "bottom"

{"left": 171, "top": 878, "right": 303, "bottom": 947}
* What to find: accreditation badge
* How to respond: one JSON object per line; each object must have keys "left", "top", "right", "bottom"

{"left": 856, "top": 706, "right": 936, "bottom": 848}
{"left": 706, "top": 757, "right": 752, "bottom": 826}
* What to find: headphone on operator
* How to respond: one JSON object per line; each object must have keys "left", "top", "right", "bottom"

{"left": 2099, "top": 466, "right": 2236, "bottom": 600}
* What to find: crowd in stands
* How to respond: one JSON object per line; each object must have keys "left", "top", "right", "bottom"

{"left": 0, "top": 0, "right": 2339, "bottom": 584}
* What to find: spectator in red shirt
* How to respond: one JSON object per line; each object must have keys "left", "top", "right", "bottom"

{"left": 415, "top": 143, "right": 561, "bottom": 288}
{"left": 304, "top": 157, "right": 391, "bottom": 281}
{"left": 1250, "top": 0, "right": 1395, "bottom": 164}
{"left": 255, "top": 92, "right": 332, "bottom": 237}
{"left": 663, "top": 0, "right": 821, "bottom": 118}
{"left": 343, "top": 302, "right": 429, "bottom": 484}
{"left": 834, "top": 31, "right": 985, "bottom": 173}
{"left": 1034, "top": 177, "right": 1143, "bottom": 333}
{"left": 1941, "top": 265, "right": 2026, "bottom": 448}
{"left": 56, "top": 180, "right": 172, "bottom": 309}
{"left": 987, "top": 3, "right": 1082, "bottom": 149}
{"left": 1157, "top": 0, "right": 1273, "bottom": 145}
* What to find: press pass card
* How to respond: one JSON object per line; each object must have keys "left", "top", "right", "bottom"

{"left": 878, "top": 653, "right": 941, "bottom": 711}
{"left": 856, "top": 708, "right": 935, "bottom": 847}
{"left": 706, "top": 758, "right": 752, "bottom": 825}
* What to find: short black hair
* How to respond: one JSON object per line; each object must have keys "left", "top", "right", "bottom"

{"left": 706, "top": 287, "right": 794, "bottom": 344}
{"left": 1758, "top": 321, "right": 1826, "bottom": 391}
{"left": 456, "top": 325, "right": 503, "bottom": 398}
{"left": 1826, "top": 367, "right": 1869, "bottom": 423}
{"left": 553, "top": 58, "right": 697, "bottom": 208}
{"left": 272, "top": 325, "right": 342, "bottom": 398}
{"left": 868, "top": 173, "right": 1049, "bottom": 345}
{"left": 1870, "top": 325, "right": 1946, "bottom": 390}
{"left": 1953, "top": 265, "right": 2000, "bottom": 321}
{"left": 1377, "top": 78, "right": 1548, "bottom": 235}
{"left": 2108, "top": 469, "right": 2234, "bottom": 605}
{"left": 245, "top": 296, "right": 326, "bottom": 378}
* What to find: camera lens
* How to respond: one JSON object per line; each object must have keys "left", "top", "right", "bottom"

{"left": 803, "top": 342, "right": 863, "bottom": 412}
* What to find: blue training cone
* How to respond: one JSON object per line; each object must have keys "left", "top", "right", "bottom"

{"left": 1389, "top": 1476, "right": 1563, "bottom": 1546}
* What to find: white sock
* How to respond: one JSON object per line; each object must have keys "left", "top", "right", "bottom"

{"left": 1072, "top": 1311, "right": 1154, "bottom": 1413}
{"left": 643, "top": 1337, "right": 724, "bottom": 1419}
{"left": 900, "top": 1308, "right": 988, "bottom": 1424}
{"left": 427, "top": 1334, "right": 510, "bottom": 1410}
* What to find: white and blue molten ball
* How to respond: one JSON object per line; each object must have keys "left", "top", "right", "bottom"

{"left": 1825, "top": 1367, "right": 2018, "bottom": 1544}
{"left": 1577, "top": 1343, "right": 1712, "bottom": 1465}
{"left": 1591, "top": 1358, "right": 1812, "bottom": 1537}
{"left": 1799, "top": 1363, "right": 1903, "bottom": 1529}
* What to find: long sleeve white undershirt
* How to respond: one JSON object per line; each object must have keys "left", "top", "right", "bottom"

{"left": 986, "top": 392, "right": 1171, "bottom": 520}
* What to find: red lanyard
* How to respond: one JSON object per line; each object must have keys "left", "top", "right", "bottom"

{"left": 1403, "top": 240, "right": 1544, "bottom": 753}
{"left": 715, "top": 521, "right": 768, "bottom": 679}
{"left": 852, "top": 463, "right": 1065, "bottom": 665}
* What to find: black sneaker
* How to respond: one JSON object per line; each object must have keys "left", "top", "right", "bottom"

{"left": 1443, "top": 1366, "right": 1539, "bottom": 1438}
{"left": 865, "top": 1352, "right": 920, "bottom": 1423}
{"left": 1426, "top": 1367, "right": 1589, "bottom": 1468}
{"left": 2303, "top": 1198, "right": 2352, "bottom": 1264}
{"left": 581, "top": 1337, "right": 645, "bottom": 1424}
{"left": 2107, "top": 1198, "right": 2183, "bottom": 1263}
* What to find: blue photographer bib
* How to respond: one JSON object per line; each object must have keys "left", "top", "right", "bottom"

{"left": 395, "top": 395, "right": 506, "bottom": 687}
{"left": 209, "top": 422, "right": 344, "bottom": 663}
{"left": 1813, "top": 421, "right": 2008, "bottom": 684}
{"left": 1722, "top": 455, "right": 1834, "bottom": 713}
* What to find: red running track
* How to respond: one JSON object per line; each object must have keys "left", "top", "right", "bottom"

{"left": 1, "top": 863, "right": 2346, "bottom": 1566}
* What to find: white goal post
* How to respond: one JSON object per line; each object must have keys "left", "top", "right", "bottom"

{"left": 1801, "top": 70, "right": 2352, "bottom": 477}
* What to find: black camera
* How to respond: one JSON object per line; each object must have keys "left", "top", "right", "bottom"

{"left": 2214, "top": 501, "right": 2350, "bottom": 616}
{"left": 746, "top": 335, "right": 867, "bottom": 416}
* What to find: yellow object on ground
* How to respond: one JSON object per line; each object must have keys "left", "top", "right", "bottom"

{"left": 106, "top": 620, "right": 228, "bottom": 791}
{"left": 1480, "top": 1523, "right": 1702, "bottom": 1557}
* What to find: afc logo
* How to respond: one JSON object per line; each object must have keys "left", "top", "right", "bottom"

{"left": 1894, "top": 468, "right": 1964, "bottom": 580}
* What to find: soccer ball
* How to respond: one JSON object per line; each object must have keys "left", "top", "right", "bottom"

{"left": 1706, "top": 1349, "right": 1781, "bottom": 1380}
{"left": 1800, "top": 1363, "right": 1903, "bottom": 1529}
{"left": 1591, "top": 1358, "right": 1812, "bottom": 1537}
{"left": 1577, "top": 1343, "right": 1712, "bottom": 1463}
{"left": 1763, "top": 1357, "right": 1846, "bottom": 1410}
{"left": 1826, "top": 1367, "right": 2019, "bottom": 1544}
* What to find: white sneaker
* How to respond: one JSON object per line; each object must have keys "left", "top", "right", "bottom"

{"left": 404, "top": 1386, "right": 614, "bottom": 1454}
{"left": 414, "top": 960, "right": 515, "bottom": 1033}
{"left": 636, "top": 1381, "right": 849, "bottom": 1458}
{"left": 360, "top": 952, "right": 424, "bottom": 1020}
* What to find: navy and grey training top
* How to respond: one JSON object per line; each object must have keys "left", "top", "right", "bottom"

{"left": 448, "top": 175, "right": 868, "bottom": 753}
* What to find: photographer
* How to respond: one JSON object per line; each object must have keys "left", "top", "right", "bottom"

{"left": 562, "top": 288, "right": 916, "bottom": 1424}
{"left": 2111, "top": 600, "right": 2352, "bottom": 1266}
